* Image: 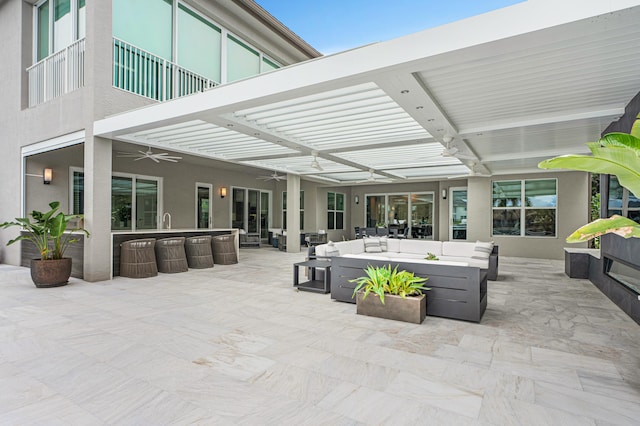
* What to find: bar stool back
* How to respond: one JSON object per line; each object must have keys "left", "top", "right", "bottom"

{"left": 120, "top": 238, "right": 158, "bottom": 278}
{"left": 185, "top": 235, "right": 214, "bottom": 269}
{"left": 212, "top": 234, "right": 238, "bottom": 265}
{"left": 155, "top": 237, "right": 189, "bottom": 273}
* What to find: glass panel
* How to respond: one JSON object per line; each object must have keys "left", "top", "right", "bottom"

{"left": 112, "top": 0, "right": 172, "bottom": 59}
{"left": 525, "top": 179, "right": 556, "bottom": 207}
{"left": 260, "top": 192, "right": 269, "bottom": 239}
{"left": 493, "top": 181, "right": 521, "bottom": 207}
{"left": 525, "top": 209, "right": 556, "bottom": 236}
{"left": 282, "top": 191, "right": 287, "bottom": 209}
{"left": 197, "top": 186, "right": 210, "bottom": 229}
{"left": 300, "top": 211, "right": 304, "bottom": 230}
{"left": 388, "top": 194, "right": 409, "bottom": 225}
{"left": 37, "top": 2, "right": 50, "bottom": 61}
{"left": 136, "top": 179, "right": 158, "bottom": 230}
{"left": 77, "top": 0, "right": 86, "bottom": 39}
{"left": 73, "top": 170, "right": 84, "bottom": 215}
{"left": 282, "top": 211, "right": 286, "bottom": 229}
{"left": 53, "top": 0, "right": 72, "bottom": 52}
{"left": 605, "top": 258, "right": 640, "bottom": 294}
{"left": 262, "top": 57, "right": 279, "bottom": 73}
{"left": 608, "top": 176, "right": 624, "bottom": 212}
{"left": 227, "top": 35, "right": 260, "bottom": 82}
{"left": 328, "top": 192, "right": 335, "bottom": 210}
{"left": 493, "top": 209, "right": 520, "bottom": 236}
{"left": 248, "top": 190, "right": 258, "bottom": 233}
{"left": 177, "top": 4, "right": 221, "bottom": 82}
{"left": 336, "top": 212, "right": 344, "bottom": 230}
{"left": 300, "top": 191, "right": 304, "bottom": 210}
{"left": 366, "top": 195, "right": 385, "bottom": 227}
{"left": 232, "top": 188, "right": 245, "bottom": 229}
{"left": 336, "top": 193, "right": 344, "bottom": 211}
{"left": 111, "top": 176, "right": 132, "bottom": 230}
{"left": 327, "top": 212, "right": 335, "bottom": 230}
{"left": 451, "top": 190, "right": 467, "bottom": 240}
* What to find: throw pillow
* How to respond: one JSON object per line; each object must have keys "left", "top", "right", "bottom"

{"left": 379, "top": 236, "right": 388, "bottom": 252}
{"left": 364, "top": 236, "right": 383, "bottom": 253}
{"left": 472, "top": 241, "right": 494, "bottom": 260}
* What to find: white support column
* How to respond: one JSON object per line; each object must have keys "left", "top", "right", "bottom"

{"left": 82, "top": 136, "right": 112, "bottom": 281}
{"left": 286, "top": 173, "right": 301, "bottom": 253}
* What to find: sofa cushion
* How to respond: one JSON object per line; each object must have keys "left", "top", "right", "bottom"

{"left": 379, "top": 236, "right": 388, "bottom": 252}
{"left": 442, "top": 241, "right": 476, "bottom": 257}
{"left": 440, "top": 256, "right": 487, "bottom": 269}
{"left": 472, "top": 241, "right": 495, "bottom": 260}
{"left": 399, "top": 239, "right": 443, "bottom": 255}
{"left": 386, "top": 238, "right": 401, "bottom": 253}
{"left": 388, "top": 252, "right": 429, "bottom": 261}
{"left": 387, "top": 257, "right": 469, "bottom": 267}
{"left": 324, "top": 242, "right": 340, "bottom": 257}
{"left": 364, "top": 237, "right": 383, "bottom": 253}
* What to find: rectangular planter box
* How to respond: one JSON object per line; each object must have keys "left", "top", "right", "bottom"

{"left": 356, "top": 292, "right": 426, "bottom": 324}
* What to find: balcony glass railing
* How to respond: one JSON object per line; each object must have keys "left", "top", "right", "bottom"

{"left": 27, "top": 38, "right": 86, "bottom": 108}
{"left": 113, "top": 38, "right": 218, "bottom": 102}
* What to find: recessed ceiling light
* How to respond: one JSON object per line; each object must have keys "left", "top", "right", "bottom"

{"left": 227, "top": 124, "right": 234, "bottom": 127}
{"left": 427, "top": 118, "right": 435, "bottom": 122}
{"left": 436, "top": 128, "right": 444, "bottom": 132}
{"left": 416, "top": 106, "right": 423, "bottom": 110}
{"left": 401, "top": 90, "right": 409, "bottom": 94}
{"left": 476, "top": 133, "right": 483, "bottom": 136}
{"left": 254, "top": 133, "right": 260, "bottom": 136}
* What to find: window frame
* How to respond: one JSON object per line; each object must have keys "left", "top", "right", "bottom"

{"left": 327, "top": 191, "right": 345, "bottom": 230}
{"left": 33, "top": 0, "right": 85, "bottom": 63}
{"left": 491, "top": 178, "right": 558, "bottom": 238}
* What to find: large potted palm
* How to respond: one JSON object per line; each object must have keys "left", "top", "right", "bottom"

{"left": 1, "top": 201, "right": 89, "bottom": 287}
{"left": 538, "top": 113, "right": 640, "bottom": 241}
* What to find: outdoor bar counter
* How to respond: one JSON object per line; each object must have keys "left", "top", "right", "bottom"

{"left": 112, "top": 229, "right": 239, "bottom": 277}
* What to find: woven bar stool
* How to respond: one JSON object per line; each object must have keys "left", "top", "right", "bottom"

{"left": 155, "top": 237, "right": 189, "bottom": 273}
{"left": 185, "top": 235, "right": 214, "bottom": 269}
{"left": 212, "top": 234, "right": 238, "bottom": 265}
{"left": 120, "top": 238, "right": 158, "bottom": 278}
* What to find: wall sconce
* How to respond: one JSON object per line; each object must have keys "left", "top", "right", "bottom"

{"left": 43, "top": 168, "right": 53, "bottom": 184}
{"left": 220, "top": 187, "right": 227, "bottom": 198}
{"left": 441, "top": 189, "right": 447, "bottom": 200}
{"left": 26, "top": 168, "right": 53, "bottom": 184}
{"left": 354, "top": 195, "right": 359, "bottom": 204}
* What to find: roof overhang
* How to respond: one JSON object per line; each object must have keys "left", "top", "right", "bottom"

{"left": 94, "top": 0, "right": 640, "bottom": 185}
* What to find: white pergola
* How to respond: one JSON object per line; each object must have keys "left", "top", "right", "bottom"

{"left": 94, "top": 0, "right": 640, "bottom": 185}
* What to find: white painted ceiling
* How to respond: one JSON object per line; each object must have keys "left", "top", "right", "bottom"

{"left": 95, "top": 0, "right": 640, "bottom": 185}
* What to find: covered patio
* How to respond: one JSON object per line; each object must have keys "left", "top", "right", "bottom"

{"left": 1, "top": 249, "right": 639, "bottom": 423}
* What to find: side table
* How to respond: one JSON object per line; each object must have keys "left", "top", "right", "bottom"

{"left": 293, "top": 259, "right": 331, "bottom": 293}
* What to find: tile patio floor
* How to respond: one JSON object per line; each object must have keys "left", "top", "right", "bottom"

{"left": 0, "top": 248, "right": 639, "bottom": 425}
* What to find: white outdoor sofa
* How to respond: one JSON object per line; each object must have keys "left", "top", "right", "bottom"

{"left": 308, "top": 238, "right": 498, "bottom": 323}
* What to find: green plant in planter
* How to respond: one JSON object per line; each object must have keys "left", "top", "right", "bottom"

{"left": 351, "top": 264, "right": 429, "bottom": 304}
{"left": 1, "top": 201, "right": 90, "bottom": 260}
{"left": 538, "top": 113, "right": 640, "bottom": 242}
{"left": 425, "top": 252, "right": 439, "bottom": 260}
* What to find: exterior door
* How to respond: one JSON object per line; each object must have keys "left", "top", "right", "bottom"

{"left": 196, "top": 183, "right": 212, "bottom": 228}
{"left": 450, "top": 187, "right": 468, "bottom": 240}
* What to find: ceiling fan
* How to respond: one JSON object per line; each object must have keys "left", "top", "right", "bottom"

{"left": 117, "top": 147, "right": 182, "bottom": 163}
{"left": 441, "top": 136, "right": 477, "bottom": 160}
{"left": 356, "top": 168, "right": 393, "bottom": 183}
{"left": 257, "top": 170, "right": 286, "bottom": 181}
{"left": 310, "top": 151, "right": 323, "bottom": 171}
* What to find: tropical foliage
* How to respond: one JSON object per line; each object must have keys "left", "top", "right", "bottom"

{"left": 351, "top": 264, "right": 429, "bottom": 304}
{"left": 538, "top": 113, "right": 640, "bottom": 242}
{"left": 1, "top": 201, "right": 89, "bottom": 260}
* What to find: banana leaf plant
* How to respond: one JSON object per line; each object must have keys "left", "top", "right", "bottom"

{"left": 1, "top": 201, "right": 90, "bottom": 260}
{"left": 350, "top": 264, "right": 429, "bottom": 304}
{"left": 538, "top": 114, "right": 640, "bottom": 242}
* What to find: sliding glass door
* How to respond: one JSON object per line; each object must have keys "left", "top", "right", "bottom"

{"left": 233, "top": 187, "right": 271, "bottom": 239}
{"left": 365, "top": 192, "right": 434, "bottom": 239}
{"left": 111, "top": 174, "right": 161, "bottom": 231}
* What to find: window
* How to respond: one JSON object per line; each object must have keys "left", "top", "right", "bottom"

{"left": 177, "top": 4, "right": 222, "bottom": 82}
{"left": 35, "top": 0, "right": 86, "bottom": 61}
{"left": 282, "top": 191, "right": 304, "bottom": 230}
{"left": 328, "top": 192, "right": 344, "bottom": 230}
{"left": 70, "top": 168, "right": 162, "bottom": 231}
{"left": 607, "top": 176, "right": 640, "bottom": 223}
{"left": 112, "top": 0, "right": 173, "bottom": 59}
{"left": 227, "top": 34, "right": 260, "bottom": 82}
{"left": 492, "top": 179, "right": 557, "bottom": 237}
